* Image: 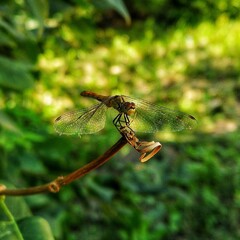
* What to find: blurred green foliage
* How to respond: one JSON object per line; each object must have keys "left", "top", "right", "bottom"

{"left": 0, "top": 0, "right": 240, "bottom": 239}
{"left": 127, "top": 0, "right": 240, "bottom": 24}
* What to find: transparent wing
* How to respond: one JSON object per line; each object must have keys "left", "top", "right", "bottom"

{"left": 54, "top": 103, "right": 108, "bottom": 135}
{"left": 122, "top": 96, "right": 197, "bottom": 133}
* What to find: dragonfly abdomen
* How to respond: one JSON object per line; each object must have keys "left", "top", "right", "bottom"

{"left": 80, "top": 91, "right": 109, "bottom": 103}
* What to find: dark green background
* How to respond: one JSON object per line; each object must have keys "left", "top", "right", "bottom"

{"left": 0, "top": 0, "right": 240, "bottom": 239}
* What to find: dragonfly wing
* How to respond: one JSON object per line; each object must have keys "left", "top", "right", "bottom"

{"left": 123, "top": 96, "right": 197, "bottom": 132}
{"left": 148, "top": 104, "right": 197, "bottom": 131}
{"left": 130, "top": 106, "right": 158, "bottom": 133}
{"left": 54, "top": 103, "right": 107, "bottom": 135}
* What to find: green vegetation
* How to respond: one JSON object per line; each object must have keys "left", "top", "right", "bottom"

{"left": 0, "top": 0, "right": 240, "bottom": 239}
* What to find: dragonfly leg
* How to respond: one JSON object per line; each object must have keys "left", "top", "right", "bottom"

{"left": 123, "top": 113, "right": 130, "bottom": 125}
{"left": 114, "top": 113, "right": 135, "bottom": 134}
{"left": 113, "top": 113, "right": 134, "bottom": 133}
{"left": 123, "top": 114, "right": 135, "bottom": 132}
{"left": 114, "top": 113, "right": 130, "bottom": 127}
{"left": 113, "top": 113, "right": 123, "bottom": 129}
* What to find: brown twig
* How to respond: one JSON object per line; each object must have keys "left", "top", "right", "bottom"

{"left": 0, "top": 137, "right": 127, "bottom": 196}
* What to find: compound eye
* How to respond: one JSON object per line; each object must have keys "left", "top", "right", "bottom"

{"left": 131, "top": 102, "right": 136, "bottom": 109}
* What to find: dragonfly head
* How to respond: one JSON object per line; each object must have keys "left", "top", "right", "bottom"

{"left": 124, "top": 102, "right": 136, "bottom": 115}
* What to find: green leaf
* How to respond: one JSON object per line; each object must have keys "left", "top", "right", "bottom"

{"left": 0, "top": 56, "right": 34, "bottom": 90}
{"left": 0, "top": 29, "right": 16, "bottom": 47}
{"left": 0, "top": 221, "right": 20, "bottom": 240}
{"left": 0, "top": 111, "right": 21, "bottom": 134}
{"left": 92, "top": 0, "right": 131, "bottom": 25}
{"left": 0, "top": 18, "right": 25, "bottom": 41}
{"left": 25, "top": 0, "right": 49, "bottom": 38}
{"left": 0, "top": 182, "right": 54, "bottom": 240}
{"left": 18, "top": 217, "right": 54, "bottom": 240}
{"left": 0, "top": 217, "right": 55, "bottom": 240}
{"left": 19, "top": 153, "right": 47, "bottom": 175}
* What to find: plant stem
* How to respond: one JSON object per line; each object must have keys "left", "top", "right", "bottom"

{"left": 0, "top": 137, "right": 127, "bottom": 196}
{"left": 0, "top": 198, "right": 24, "bottom": 240}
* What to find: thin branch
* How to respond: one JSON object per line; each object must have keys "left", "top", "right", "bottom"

{"left": 0, "top": 137, "right": 127, "bottom": 196}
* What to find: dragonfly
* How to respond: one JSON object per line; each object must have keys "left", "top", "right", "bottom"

{"left": 54, "top": 91, "right": 197, "bottom": 135}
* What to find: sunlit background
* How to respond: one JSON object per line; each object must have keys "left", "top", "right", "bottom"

{"left": 0, "top": 0, "right": 240, "bottom": 239}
